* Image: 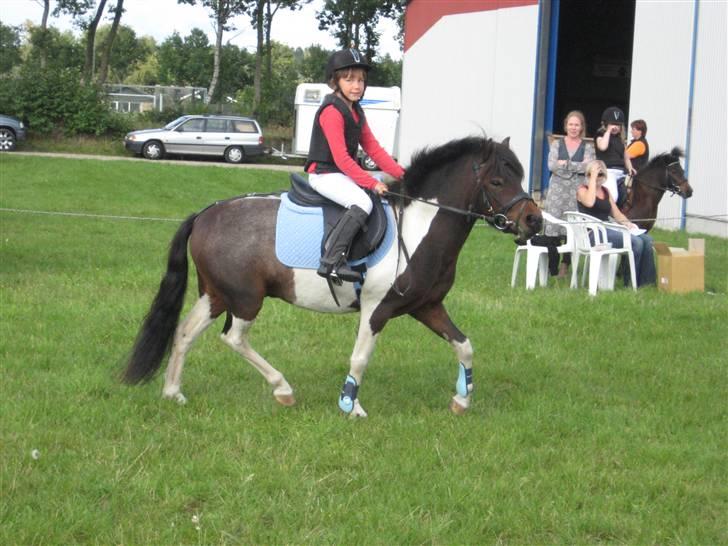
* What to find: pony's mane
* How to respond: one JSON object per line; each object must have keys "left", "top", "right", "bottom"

{"left": 402, "top": 136, "right": 523, "bottom": 192}
{"left": 644, "top": 147, "right": 684, "bottom": 170}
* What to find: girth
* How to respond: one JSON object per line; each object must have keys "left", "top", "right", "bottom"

{"left": 287, "top": 173, "right": 388, "bottom": 261}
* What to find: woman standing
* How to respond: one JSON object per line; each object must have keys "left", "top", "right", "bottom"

{"left": 542, "top": 110, "right": 595, "bottom": 277}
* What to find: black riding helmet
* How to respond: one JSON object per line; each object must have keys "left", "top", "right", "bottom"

{"left": 602, "top": 106, "right": 626, "bottom": 125}
{"left": 326, "top": 48, "right": 371, "bottom": 84}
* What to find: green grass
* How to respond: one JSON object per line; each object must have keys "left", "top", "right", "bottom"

{"left": 1, "top": 155, "right": 727, "bottom": 544}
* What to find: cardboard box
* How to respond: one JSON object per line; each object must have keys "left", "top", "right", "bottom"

{"left": 653, "top": 239, "right": 705, "bottom": 293}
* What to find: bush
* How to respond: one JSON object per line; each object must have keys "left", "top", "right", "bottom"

{"left": 0, "top": 65, "right": 131, "bottom": 137}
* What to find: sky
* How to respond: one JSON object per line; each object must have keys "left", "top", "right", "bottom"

{"left": 1, "top": 0, "right": 403, "bottom": 59}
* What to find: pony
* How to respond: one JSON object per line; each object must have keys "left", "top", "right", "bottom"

{"left": 621, "top": 147, "right": 693, "bottom": 231}
{"left": 122, "top": 136, "right": 542, "bottom": 416}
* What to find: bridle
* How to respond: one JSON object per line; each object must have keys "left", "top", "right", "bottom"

{"left": 634, "top": 160, "right": 686, "bottom": 196}
{"left": 383, "top": 160, "right": 534, "bottom": 231}
{"left": 384, "top": 159, "right": 535, "bottom": 297}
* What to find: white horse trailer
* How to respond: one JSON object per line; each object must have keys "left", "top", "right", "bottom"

{"left": 292, "top": 83, "right": 401, "bottom": 169}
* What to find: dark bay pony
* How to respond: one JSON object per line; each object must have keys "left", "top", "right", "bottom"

{"left": 122, "top": 136, "right": 542, "bottom": 416}
{"left": 621, "top": 147, "right": 693, "bottom": 231}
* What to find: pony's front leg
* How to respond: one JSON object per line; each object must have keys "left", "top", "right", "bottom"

{"left": 410, "top": 302, "right": 474, "bottom": 414}
{"left": 339, "top": 314, "right": 381, "bottom": 417}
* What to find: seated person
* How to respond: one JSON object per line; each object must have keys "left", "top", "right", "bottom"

{"left": 576, "top": 160, "right": 656, "bottom": 288}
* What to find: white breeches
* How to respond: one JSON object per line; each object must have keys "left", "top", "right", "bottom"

{"left": 308, "top": 172, "right": 373, "bottom": 214}
{"left": 604, "top": 169, "right": 622, "bottom": 202}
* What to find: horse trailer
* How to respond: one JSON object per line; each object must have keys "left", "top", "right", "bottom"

{"left": 293, "top": 83, "right": 401, "bottom": 169}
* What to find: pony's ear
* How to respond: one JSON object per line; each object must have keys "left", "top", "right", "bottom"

{"left": 671, "top": 146, "right": 684, "bottom": 158}
{"left": 501, "top": 137, "right": 511, "bottom": 148}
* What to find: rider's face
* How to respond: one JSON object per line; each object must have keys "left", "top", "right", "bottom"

{"left": 336, "top": 69, "right": 366, "bottom": 104}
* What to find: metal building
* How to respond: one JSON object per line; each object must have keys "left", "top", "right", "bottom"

{"left": 399, "top": 0, "right": 726, "bottom": 237}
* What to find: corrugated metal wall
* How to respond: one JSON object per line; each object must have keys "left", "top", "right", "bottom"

{"left": 685, "top": 0, "right": 728, "bottom": 237}
{"left": 629, "top": 0, "right": 695, "bottom": 232}
{"left": 399, "top": 3, "right": 540, "bottom": 182}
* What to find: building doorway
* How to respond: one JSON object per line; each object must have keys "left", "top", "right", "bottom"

{"left": 540, "top": 0, "right": 635, "bottom": 191}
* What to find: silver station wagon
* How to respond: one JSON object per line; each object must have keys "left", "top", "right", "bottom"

{"left": 124, "top": 114, "right": 265, "bottom": 163}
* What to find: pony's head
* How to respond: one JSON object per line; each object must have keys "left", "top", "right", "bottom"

{"left": 475, "top": 137, "right": 542, "bottom": 243}
{"left": 644, "top": 147, "right": 693, "bottom": 198}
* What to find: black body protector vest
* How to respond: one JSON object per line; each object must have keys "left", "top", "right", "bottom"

{"left": 630, "top": 137, "right": 650, "bottom": 171}
{"left": 305, "top": 93, "right": 365, "bottom": 174}
{"left": 596, "top": 130, "right": 626, "bottom": 171}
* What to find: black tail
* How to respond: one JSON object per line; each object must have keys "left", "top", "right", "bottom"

{"left": 122, "top": 213, "right": 197, "bottom": 384}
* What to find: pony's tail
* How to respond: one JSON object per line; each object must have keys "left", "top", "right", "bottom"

{"left": 122, "top": 213, "right": 197, "bottom": 384}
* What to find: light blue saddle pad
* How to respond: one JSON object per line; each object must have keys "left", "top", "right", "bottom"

{"left": 275, "top": 192, "right": 395, "bottom": 270}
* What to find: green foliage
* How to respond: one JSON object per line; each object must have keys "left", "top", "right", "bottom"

{"left": 0, "top": 155, "right": 726, "bottom": 544}
{"left": 94, "top": 24, "right": 155, "bottom": 83}
{"left": 0, "top": 20, "right": 22, "bottom": 73}
{"left": 26, "top": 25, "right": 85, "bottom": 71}
{"left": 157, "top": 29, "right": 214, "bottom": 87}
{"left": 1, "top": 64, "right": 129, "bottom": 136}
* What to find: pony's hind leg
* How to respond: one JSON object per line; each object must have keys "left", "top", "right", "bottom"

{"left": 220, "top": 316, "right": 295, "bottom": 406}
{"left": 163, "top": 294, "right": 216, "bottom": 404}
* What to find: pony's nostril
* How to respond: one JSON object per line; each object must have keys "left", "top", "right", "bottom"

{"left": 527, "top": 214, "right": 543, "bottom": 230}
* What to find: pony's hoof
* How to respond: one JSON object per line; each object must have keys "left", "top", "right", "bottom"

{"left": 163, "top": 391, "right": 188, "bottom": 405}
{"left": 449, "top": 395, "right": 469, "bottom": 415}
{"left": 275, "top": 393, "right": 296, "bottom": 407}
{"left": 349, "top": 399, "right": 368, "bottom": 418}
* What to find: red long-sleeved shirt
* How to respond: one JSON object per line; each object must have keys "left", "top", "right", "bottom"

{"left": 306, "top": 105, "right": 405, "bottom": 190}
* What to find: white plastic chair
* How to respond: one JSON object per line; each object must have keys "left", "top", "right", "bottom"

{"left": 511, "top": 211, "right": 576, "bottom": 289}
{"left": 564, "top": 211, "right": 637, "bottom": 295}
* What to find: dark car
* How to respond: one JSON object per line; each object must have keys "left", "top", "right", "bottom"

{"left": 0, "top": 114, "right": 27, "bottom": 152}
{"left": 124, "top": 114, "right": 265, "bottom": 163}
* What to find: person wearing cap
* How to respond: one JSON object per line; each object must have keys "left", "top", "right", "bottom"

{"left": 595, "top": 106, "right": 635, "bottom": 206}
{"left": 626, "top": 119, "right": 650, "bottom": 172}
{"left": 305, "top": 48, "right": 405, "bottom": 283}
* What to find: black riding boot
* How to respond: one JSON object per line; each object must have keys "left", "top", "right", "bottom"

{"left": 317, "top": 205, "right": 369, "bottom": 283}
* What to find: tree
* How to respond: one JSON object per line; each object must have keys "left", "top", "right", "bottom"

{"left": 178, "top": 0, "right": 250, "bottom": 103}
{"left": 54, "top": 0, "right": 107, "bottom": 82}
{"left": 294, "top": 44, "right": 331, "bottom": 83}
{"left": 95, "top": 24, "right": 153, "bottom": 82}
{"left": 0, "top": 22, "right": 23, "bottom": 73}
{"left": 95, "top": 0, "right": 124, "bottom": 84}
{"left": 316, "top": 0, "right": 402, "bottom": 60}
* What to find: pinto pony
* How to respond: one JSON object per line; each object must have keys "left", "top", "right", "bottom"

{"left": 123, "top": 136, "right": 542, "bottom": 416}
{"left": 621, "top": 147, "right": 693, "bottom": 231}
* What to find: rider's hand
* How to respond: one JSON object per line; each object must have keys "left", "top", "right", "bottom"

{"left": 374, "top": 182, "right": 388, "bottom": 195}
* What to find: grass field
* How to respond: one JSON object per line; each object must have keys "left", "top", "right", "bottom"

{"left": 1, "top": 155, "right": 727, "bottom": 544}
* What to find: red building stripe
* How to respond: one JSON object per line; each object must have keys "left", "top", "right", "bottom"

{"left": 404, "top": 0, "right": 538, "bottom": 52}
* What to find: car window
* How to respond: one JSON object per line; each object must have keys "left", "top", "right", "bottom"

{"left": 178, "top": 119, "right": 205, "bottom": 132}
{"left": 205, "top": 119, "right": 228, "bottom": 132}
{"left": 231, "top": 120, "right": 258, "bottom": 133}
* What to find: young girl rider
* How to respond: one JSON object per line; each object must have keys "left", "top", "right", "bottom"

{"left": 305, "top": 49, "right": 405, "bottom": 283}
{"left": 595, "top": 106, "right": 635, "bottom": 207}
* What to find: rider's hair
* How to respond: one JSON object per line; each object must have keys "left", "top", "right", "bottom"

{"left": 563, "top": 110, "right": 587, "bottom": 138}
{"left": 631, "top": 119, "right": 647, "bottom": 136}
{"left": 328, "top": 66, "right": 368, "bottom": 92}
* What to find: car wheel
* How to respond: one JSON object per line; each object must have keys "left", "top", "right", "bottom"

{"left": 225, "top": 146, "right": 245, "bottom": 164}
{"left": 0, "top": 128, "right": 17, "bottom": 152}
{"left": 142, "top": 140, "right": 164, "bottom": 160}
{"left": 361, "top": 154, "right": 377, "bottom": 171}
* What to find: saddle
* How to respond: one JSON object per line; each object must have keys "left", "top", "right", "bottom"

{"left": 287, "top": 173, "right": 388, "bottom": 261}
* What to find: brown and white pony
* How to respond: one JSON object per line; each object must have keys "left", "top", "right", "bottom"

{"left": 122, "top": 136, "right": 542, "bottom": 416}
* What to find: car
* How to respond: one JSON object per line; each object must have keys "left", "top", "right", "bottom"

{"left": 124, "top": 114, "right": 265, "bottom": 163}
{"left": 0, "top": 114, "right": 27, "bottom": 152}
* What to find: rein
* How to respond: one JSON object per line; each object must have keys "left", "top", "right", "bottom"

{"left": 632, "top": 161, "right": 684, "bottom": 195}
{"left": 383, "top": 159, "right": 534, "bottom": 296}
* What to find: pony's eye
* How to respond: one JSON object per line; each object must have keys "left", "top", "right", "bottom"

{"left": 490, "top": 178, "right": 503, "bottom": 187}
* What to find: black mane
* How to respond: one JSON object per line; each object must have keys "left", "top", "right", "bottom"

{"left": 401, "top": 136, "right": 524, "bottom": 193}
{"left": 644, "top": 147, "right": 684, "bottom": 170}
